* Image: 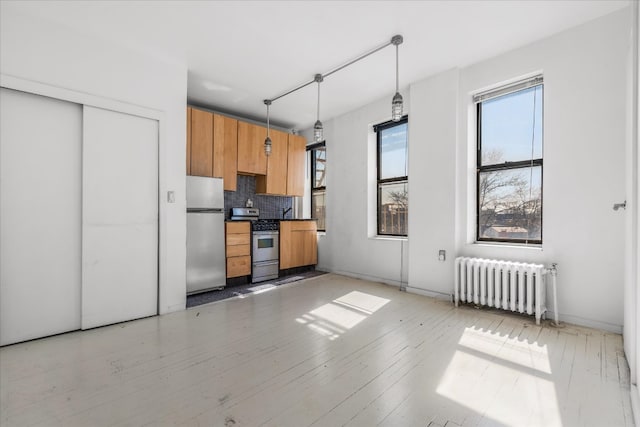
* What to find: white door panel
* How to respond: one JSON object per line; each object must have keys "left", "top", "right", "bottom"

{"left": 0, "top": 88, "right": 82, "bottom": 346}
{"left": 82, "top": 106, "right": 158, "bottom": 330}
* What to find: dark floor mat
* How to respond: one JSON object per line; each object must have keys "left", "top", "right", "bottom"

{"left": 187, "top": 270, "right": 327, "bottom": 308}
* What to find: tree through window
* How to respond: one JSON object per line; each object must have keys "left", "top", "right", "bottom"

{"left": 375, "top": 116, "right": 408, "bottom": 236}
{"left": 309, "top": 142, "right": 326, "bottom": 231}
{"left": 476, "top": 77, "right": 543, "bottom": 244}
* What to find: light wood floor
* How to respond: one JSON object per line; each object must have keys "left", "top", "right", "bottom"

{"left": 0, "top": 273, "right": 632, "bottom": 426}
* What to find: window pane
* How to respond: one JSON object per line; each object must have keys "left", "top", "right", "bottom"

{"left": 380, "top": 123, "right": 408, "bottom": 179}
{"left": 478, "top": 166, "right": 541, "bottom": 241}
{"left": 378, "top": 181, "right": 408, "bottom": 235}
{"left": 313, "top": 147, "right": 326, "bottom": 189}
{"left": 480, "top": 85, "right": 542, "bottom": 166}
{"left": 311, "top": 189, "right": 325, "bottom": 231}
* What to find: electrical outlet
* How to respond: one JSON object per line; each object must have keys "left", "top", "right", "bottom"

{"left": 167, "top": 191, "right": 175, "bottom": 203}
{"left": 438, "top": 250, "right": 446, "bottom": 262}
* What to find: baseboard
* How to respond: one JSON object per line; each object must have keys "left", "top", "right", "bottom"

{"left": 404, "top": 285, "right": 452, "bottom": 301}
{"left": 631, "top": 385, "right": 640, "bottom": 426}
{"left": 553, "top": 312, "right": 622, "bottom": 334}
{"left": 323, "top": 268, "right": 403, "bottom": 288}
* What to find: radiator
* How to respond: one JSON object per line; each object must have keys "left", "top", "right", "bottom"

{"left": 454, "top": 257, "right": 550, "bottom": 324}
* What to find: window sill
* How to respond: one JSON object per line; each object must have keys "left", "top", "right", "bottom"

{"left": 370, "top": 235, "right": 408, "bottom": 242}
{"left": 472, "top": 241, "right": 542, "bottom": 251}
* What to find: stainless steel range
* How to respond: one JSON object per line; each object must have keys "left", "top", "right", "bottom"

{"left": 229, "top": 208, "right": 280, "bottom": 283}
{"left": 252, "top": 220, "right": 279, "bottom": 283}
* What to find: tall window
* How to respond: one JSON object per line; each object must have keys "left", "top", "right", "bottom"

{"left": 375, "top": 116, "right": 408, "bottom": 236}
{"left": 309, "top": 142, "right": 326, "bottom": 231}
{"left": 476, "top": 76, "right": 543, "bottom": 244}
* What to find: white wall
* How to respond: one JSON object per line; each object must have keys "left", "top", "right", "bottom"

{"left": 0, "top": 6, "right": 188, "bottom": 314}
{"left": 309, "top": 8, "right": 630, "bottom": 332}
{"left": 303, "top": 91, "right": 410, "bottom": 287}
{"left": 406, "top": 69, "right": 459, "bottom": 298}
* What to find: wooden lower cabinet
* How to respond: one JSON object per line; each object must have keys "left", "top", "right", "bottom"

{"left": 226, "top": 222, "right": 251, "bottom": 278}
{"left": 280, "top": 221, "right": 318, "bottom": 270}
{"left": 226, "top": 255, "right": 251, "bottom": 278}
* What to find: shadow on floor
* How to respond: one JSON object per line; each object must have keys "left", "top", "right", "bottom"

{"left": 187, "top": 270, "right": 327, "bottom": 308}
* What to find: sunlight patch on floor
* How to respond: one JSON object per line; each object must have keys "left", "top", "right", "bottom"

{"left": 457, "top": 326, "right": 552, "bottom": 374}
{"left": 296, "top": 291, "right": 390, "bottom": 340}
{"left": 234, "top": 283, "right": 277, "bottom": 298}
{"left": 436, "top": 327, "right": 561, "bottom": 426}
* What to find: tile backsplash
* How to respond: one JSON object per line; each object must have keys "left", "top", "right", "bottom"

{"left": 224, "top": 175, "right": 293, "bottom": 220}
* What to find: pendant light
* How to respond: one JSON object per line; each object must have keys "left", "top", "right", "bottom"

{"left": 262, "top": 35, "right": 404, "bottom": 140}
{"left": 264, "top": 99, "right": 272, "bottom": 156}
{"left": 313, "top": 74, "right": 324, "bottom": 142}
{"left": 391, "top": 35, "right": 404, "bottom": 121}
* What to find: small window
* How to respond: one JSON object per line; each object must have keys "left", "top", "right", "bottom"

{"left": 375, "top": 116, "right": 408, "bottom": 236}
{"left": 476, "top": 77, "right": 543, "bottom": 244}
{"left": 309, "top": 142, "right": 326, "bottom": 231}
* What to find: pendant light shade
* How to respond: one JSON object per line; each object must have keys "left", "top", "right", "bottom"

{"left": 392, "top": 92, "right": 403, "bottom": 122}
{"left": 313, "top": 120, "right": 323, "bottom": 143}
{"left": 391, "top": 35, "right": 404, "bottom": 122}
{"left": 264, "top": 99, "right": 272, "bottom": 156}
{"left": 264, "top": 135, "right": 272, "bottom": 156}
{"left": 314, "top": 74, "right": 324, "bottom": 142}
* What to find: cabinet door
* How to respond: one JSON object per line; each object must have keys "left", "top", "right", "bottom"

{"left": 186, "top": 107, "right": 192, "bottom": 175}
{"left": 212, "top": 113, "right": 225, "bottom": 179}
{"left": 190, "top": 108, "right": 214, "bottom": 177}
{"left": 279, "top": 221, "right": 317, "bottom": 269}
{"left": 227, "top": 256, "right": 251, "bottom": 278}
{"left": 302, "top": 230, "right": 318, "bottom": 266}
{"left": 279, "top": 221, "right": 293, "bottom": 269}
{"left": 237, "top": 121, "right": 267, "bottom": 175}
{"left": 256, "top": 129, "right": 288, "bottom": 195}
{"left": 219, "top": 115, "right": 238, "bottom": 191}
{"left": 287, "top": 134, "right": 306, "bottom": 196}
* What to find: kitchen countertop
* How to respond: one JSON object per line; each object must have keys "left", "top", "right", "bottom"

{"left": 225, "top": 218, "right": 317, "bottom": 222}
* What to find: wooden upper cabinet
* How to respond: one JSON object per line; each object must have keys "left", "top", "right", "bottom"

{"left": 211, "top": 114, "right": 225, "bottom": 179}
{"left": 215, "top": 114, "right": 238, "bottom": 191}
{"left": 237, "top": 122, "right": 267, "bottom": 175}
{"left": 287, "top": 134, "right": 306, "bottom": 197}
{"left": 190, "top": 108, "right": 214, "bottom": 177}
{"left": 256, "top": 129, "right": 288, "bottom": 195}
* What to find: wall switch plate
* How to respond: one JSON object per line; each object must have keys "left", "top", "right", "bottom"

{"left": 438, "top": 250, "right": 446, "bottom": 261}
{"left": 167, "top": 191, "right": 175, "bottom": 203}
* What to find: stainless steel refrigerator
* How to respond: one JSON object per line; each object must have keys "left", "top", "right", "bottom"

{"left": 186, "top": 176, "right": 226, "bottom": 294}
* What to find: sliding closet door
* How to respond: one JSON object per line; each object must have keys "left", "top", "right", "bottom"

{"left": 0, "top": 88, "right": 82, "bottom": 346}
{"left": 82, "top": 106, "right": 158, "bottom": 329}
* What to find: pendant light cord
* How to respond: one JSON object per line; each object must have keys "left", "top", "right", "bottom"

{"left": 266, "top": 102, "right": 270, "bottom": 137}
{"left": 396, "top": 44, "right": 399, "bottom": 93}
{"left": 317, "top": 81, "right": 321, "bottom": 122}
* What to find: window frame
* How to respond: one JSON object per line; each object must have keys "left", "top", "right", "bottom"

{"left": 375, "top": 116, "right": 408, "bottom": 237}
{"left": 475, "top": 83, "right": 543, "bottom": 245}
{"left": 308, "top": 141, "right": 326, "bottom": 232}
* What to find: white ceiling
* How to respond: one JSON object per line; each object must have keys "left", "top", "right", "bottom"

{"left": 5, "top": 0, "right": 629, "bottom": 130}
